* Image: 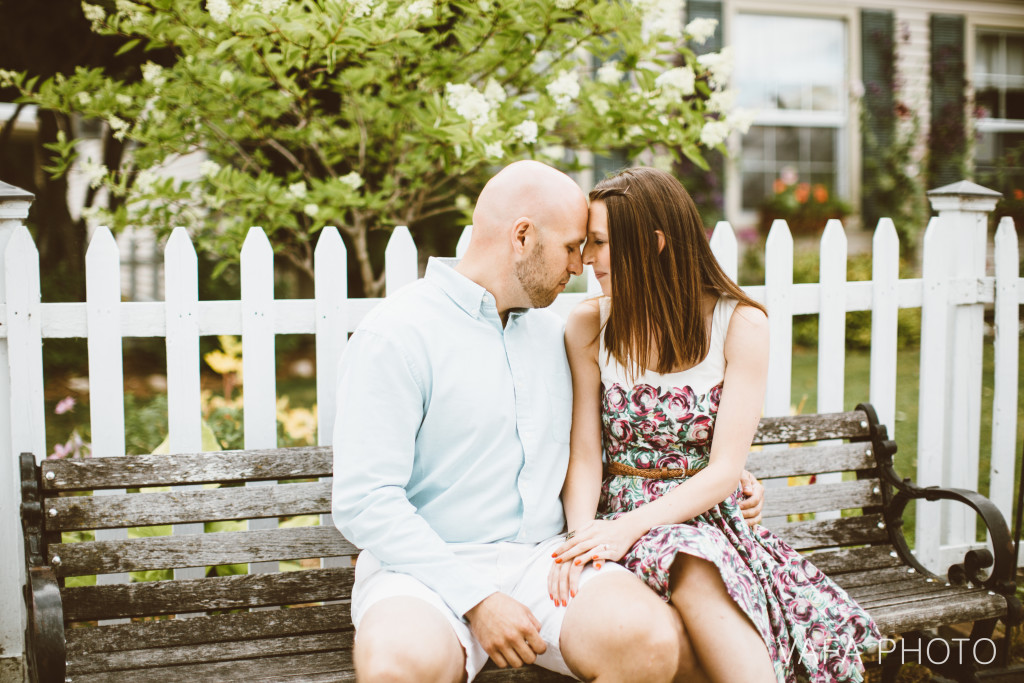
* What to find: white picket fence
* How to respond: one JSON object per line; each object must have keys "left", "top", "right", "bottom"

{"left": 0, "top": 180, "right": 1021, "bottom": 667}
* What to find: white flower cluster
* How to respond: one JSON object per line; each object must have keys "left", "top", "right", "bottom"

{"left": 220, "top": 70, "right": 235, "bottom": 85}
{"left": 303, "top": 204, "right": 320, "bottom": 218}
{"left": 483, "top": 78, "right": 506, "bottom": 105}
{"left": 633, "top": 0, "right": 683, "bottom": 40}
{"left": 596, "top": 61, "right": 621, "bottom": 86}
{"left": 484, "top": 142, "right": 503, "bottom": 159}
{"left": 77, "top": 92, "right": 93, "bottom": 106}
{"left": 288, "top": 182, "right": 307, "bottom": 199}
{"left": 554, "top": 0, "right": 577, "bottom": 9}
{"left": 134, "top": 169, "right": 158, "bottom": 194}
{"left": 261, "top": 0, "right": 286, "bottom": 12}
{"left": 81, "top": 2, "right": 105, "bottom": 28}
{"left": 108, "top": 116, "right": 130, "bottom": 141}
{"left": 340, "top": 171, "right": 364, "bottom": 190}
{"left": 699, "top": 120, "right": 729, "bottom": 148}
{"left": 397, "top": 0, "right": 433, "bottom": 21}
{"left": 512, "top": 120, "right": 538, "bottom": 145}
{"left": 207, "top": 0, "right": 231, "bottom": 23}
{"left": 141, "top": 62, "right": 166, "bottom": 88}
{"left": 80, "top": 158, "right": 108, "bottom": 190}
{"left": 655, "top": 66, "right": 695, "bottom": 97}
{"left": 0, "top": 69, "right": 17, "bottom": 88}
{"left": 545, "top": 70, "right": 579, "bottom": 110}
{"left": 698, "top": 47, "right": 734, "bottom": 89}
{"left": 685, "top": 17, "right": 718, "bottom": 45}
{"left": 590, "top": 95, "right": 610, "bottom": 116}
{"left": 445, "top": 82, "right": 491, "bottom": 127}
{"left": 200, "top": 160, "right": 222, "bottom": 178}
{"left": 706, "top": 89, "right": 734, "bottom": 114}
{"left": 349, "top": 0, "right": 375, "bottom": 18}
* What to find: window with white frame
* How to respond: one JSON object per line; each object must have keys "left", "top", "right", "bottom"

{"left": 974, "top": 29, "right": 1024, "bottom": 190}
{"left": 733, "top": 14, "right": 848, "bottom": 212}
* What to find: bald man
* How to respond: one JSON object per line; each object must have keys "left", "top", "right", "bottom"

{"left": 333, "top": 161, "right": 726, "bottom": 682}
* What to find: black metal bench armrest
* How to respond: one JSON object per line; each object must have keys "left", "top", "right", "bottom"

{"left": 20, "top": 452, "right": 67, "bottom": 682}
{"left": 24, "top": 566, "right": 66, "bottom": 683}
{"left": 855, "top": 404, "right": 1023, "bottom": 626}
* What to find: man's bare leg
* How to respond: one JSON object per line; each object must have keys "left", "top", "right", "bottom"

{"left": 354, "top": 596, "right": 467, "bottom": 683}
{"left": 558, "top": 571, "right": 709, "bottom": 683}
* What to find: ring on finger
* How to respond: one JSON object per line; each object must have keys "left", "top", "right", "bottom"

{"left": 565, "top": 530, "right": 576, "bottom": 540}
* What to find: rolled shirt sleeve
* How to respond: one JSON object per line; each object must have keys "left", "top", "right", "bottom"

{"left": 331, "top": 328, "right": 498, "bottom": 618}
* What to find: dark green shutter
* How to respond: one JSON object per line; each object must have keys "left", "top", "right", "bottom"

{"left": 686, "top": 0, "right": 723, "bottom": 56}
{"left": 861, "top": 9, "right": 895, "bottom": 229}
{"left": 929, "top": 14, "right": 966, "bottom": 188}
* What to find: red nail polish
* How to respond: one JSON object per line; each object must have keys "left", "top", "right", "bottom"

{"left": 592, "top": 554, "right": 599, "bottom": 560}
{"left": 571, "top": 590, "right": 576, "bottom": 598}
{"left": 551, "top": 552, "right": 557, "bottom": 558}
{"left": 574, "top": 559, "right": 581, "bottom": 566}
{"left": 555, "top": 558, "right": 562, "bottom": 564}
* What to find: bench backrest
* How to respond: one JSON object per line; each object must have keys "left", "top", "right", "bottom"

{"left": 24, "top": 406, "right": 897, "bottom": 627}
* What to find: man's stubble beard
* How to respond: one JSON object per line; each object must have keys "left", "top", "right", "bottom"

{"left": 513, "top": 240, "right": 560, "bottom": 309}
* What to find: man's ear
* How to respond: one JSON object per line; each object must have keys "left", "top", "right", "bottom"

{"left": 655, "top": 230, "right": 666, "bottom": 253}
{"left": 511, "top": 217, "right": 533, "bottom": 255}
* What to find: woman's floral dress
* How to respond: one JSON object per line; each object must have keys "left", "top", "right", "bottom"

{"left": 597, "top": 297, "right": 880, "bottom": 683}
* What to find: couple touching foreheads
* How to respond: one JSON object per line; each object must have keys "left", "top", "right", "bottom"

{"left": 332, "top": 161, "right": 879, "bottom": 683}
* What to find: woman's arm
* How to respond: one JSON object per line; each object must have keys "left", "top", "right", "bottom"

{"left": 548, "top": 298, "right": 604, "bottom": 605}
{"left": 553, "top": 303, "right": 770, "bottom": 565}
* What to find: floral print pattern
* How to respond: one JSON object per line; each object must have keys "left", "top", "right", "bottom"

{"left": 599, "top": 379, "right": 880, "bottom": 683}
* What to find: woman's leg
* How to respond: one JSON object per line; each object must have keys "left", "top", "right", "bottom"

{"left": 668, "top": 554, "right": 777, "bottom": 683}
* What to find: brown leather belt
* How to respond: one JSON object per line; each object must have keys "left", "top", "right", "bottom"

{"left": 605, "top": 461, "right": 704, "bottom": 480}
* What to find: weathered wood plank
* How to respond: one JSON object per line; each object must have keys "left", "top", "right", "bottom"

{"left": 761, "top": 479, "right": 881, "bottom": 518}
{"left": 40, "top": 447, "right": 333, "bottom": 491}
{"left": 477, "top": 667, "right": 573, "bottom": 682}
{"left": 869, "top": 589, "right": 1007, "bottom": 636}
{"left": 69, "top": 631, "right": 353, "bottom": 675}
{"left": 767, "top": 513, "right": 889, "bottom": 550}
{"left": 47, "top": 481, "right": 332, "bottom": 531}
{"left": 831, "top": 565, "right": 912, "bottom": 589}
{"left": 51, "top": 527, "right": 357, "bottom": 577}
{"left": 72, "top": 649, "right": 354, "bottom": 683}
{"left": 752, "top": 411, "right": 869, "bottom": 445}
{"left": 66, "top": 603, "right": 352, "bottom": 653}
{"left": 745, "top": 443, "right": 875, "bottom": 479}
{"left": 62, "top": 567, "right": 354, "bottom": 621}
{"left": 800, "top": 545, "right": 902, "bottom": 575}
{"left": 854, "top": 582, "right": 959, "bottom": 609}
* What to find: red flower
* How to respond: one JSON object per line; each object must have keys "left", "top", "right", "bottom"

{"left": 1014, "top": 189, "right": 1023, "bottom": 200}
{"left": 813, "top": 184, "right": 829, "bottom": 203}
{"left": 794, "top": 183, "right": 810, "bottom": 204}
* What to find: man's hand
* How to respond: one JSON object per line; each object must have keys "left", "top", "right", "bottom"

{"left": 464, "top": 593, "right": 547, "bottom": 668}
{"left": 739, "top": 469, "right": 764, "bottom": 528}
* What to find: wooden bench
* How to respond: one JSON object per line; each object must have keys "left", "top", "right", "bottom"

{"left": 20, "top": 403, "right": 1022, "bottom": 682}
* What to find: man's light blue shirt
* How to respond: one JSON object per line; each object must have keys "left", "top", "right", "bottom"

{"left": 332, "top": 258, "right": 572, "bottom": 618}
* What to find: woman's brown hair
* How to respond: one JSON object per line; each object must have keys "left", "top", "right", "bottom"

{"left": 589, "top": 167, "right": 765, "bottom": 380}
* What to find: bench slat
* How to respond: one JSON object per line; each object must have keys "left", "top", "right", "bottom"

{"left": 51, "top": 527, "right": 357, "bottom": 577}
{"left": 746, "top": 443, "right": 875, "bottom": 480}
{"left": 66, "top": 603, "right": 352, "bottom": 654}
{"left": 47, "top": 481, "right": 333, "bottom": 531}
{"left": 62, "top": 567, "right": 354, "bottom": 621}
{"left": 762, "top": 479, "right": 882, "bottom": 518}
{"left": 869, "top": 589, "right": 1007, "bottom": 636}
{"left": 72, "top": 648, "right": 355, "bottom": 683}
{"left": 801, "top": 545, "right": 902, "bottom": 575}
{"left": 69, "top": 631, "right": 354, "bottom": 675}
{"left": 41, "top": 447, "right": 333, "bottom": 491}
{"left": 768, "top": 513, "right": 889, "bottom": 550}
{"left": 831, "top": 566, "right": 911, "bottom": 589}
{"left": 854, "top": 582, "right": 956, "bottom": 609}
{"left": 751, "top": 412, "right": 869, "bottom": 445}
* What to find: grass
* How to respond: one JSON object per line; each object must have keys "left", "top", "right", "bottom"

{"left": 790, "top": 337, "right": 1024, "bottom": 549}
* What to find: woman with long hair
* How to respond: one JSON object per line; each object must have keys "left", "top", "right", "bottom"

{"left": 548, "top": 167, "right": 879, "bottom": 682}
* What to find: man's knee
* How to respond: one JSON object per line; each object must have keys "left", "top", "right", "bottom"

{"left": 354, "top": 598, "right": 465, "bottom": 683}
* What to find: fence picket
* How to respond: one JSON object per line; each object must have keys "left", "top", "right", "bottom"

{"left": 764, "top": 219, "right": 793, "bottom": 418}
{"left": 4, "top": 226, "right": 45, "bottom": 464}
{"left": 456, "top": 225, "right": 473, "bottom": 258}
{"left": 385, "top": 226, "right": 417, "bottom": 295}
{"left": 915, "top": 216, "right": 952, "bottom": 571}
{"left": 869, "top": 219, "right": 900, "bottom": 435}
{"left": 815, "top": 220, "right": 848, "bottom": 520}
{"left": 241, "top": 227, "right": 279, "bottom": 575}
{"left": 164, "top": 228, "right": 205, "bottom": 587}
{"left": 990, "top": 218, "right": 1020, "bottom": 527}
{"left": 709, "top": 221, "right": 738, "bottom": 283}
{"left": 315, "top": 228, "right": 348, "bottom": 570}
{"left": 85, "top": 227, "right": 130, "bottom": 618}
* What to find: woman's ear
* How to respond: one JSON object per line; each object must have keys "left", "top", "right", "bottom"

{"left": 654, "top": 230, "right": 666, "bottom": 253}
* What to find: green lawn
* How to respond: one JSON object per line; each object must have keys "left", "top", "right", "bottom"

{"left": 790, "top": 338, "right": 1024, "bottom": 547}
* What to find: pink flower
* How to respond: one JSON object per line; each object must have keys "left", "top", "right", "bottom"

{"left": 55, "top": 396, "right": 76, "bottom": 415}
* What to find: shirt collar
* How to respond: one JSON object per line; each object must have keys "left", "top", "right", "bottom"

{"left": 425, "top": 257, "right": 495, "bottom": 320}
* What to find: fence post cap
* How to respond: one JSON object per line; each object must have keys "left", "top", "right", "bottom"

{"left": 0, "top": 180, "right": 34, "bottom": 202}
{"left": 926, "top": 180, "right": 1002, "bottom": 199}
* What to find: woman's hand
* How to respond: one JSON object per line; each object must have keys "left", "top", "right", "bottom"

{"left": 549, "top": 517, "right": 646, "bottom": 593}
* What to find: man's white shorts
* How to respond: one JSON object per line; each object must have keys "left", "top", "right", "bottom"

{"left": 351, "top": 534, "right": 627, "bottom": 681}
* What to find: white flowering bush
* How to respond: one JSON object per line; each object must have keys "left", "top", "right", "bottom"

{"left": 13, "top": 0, "right": 747, "bottom": 295}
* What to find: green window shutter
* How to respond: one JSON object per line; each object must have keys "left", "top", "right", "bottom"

{"left": 686, "top": 0, "right": 723, "bottom": 56}
{"left": 861, "top": 9, "right": 895, "bottom": 229}
{"left": 929, "top": 14, "right": 966, "bottom": 188}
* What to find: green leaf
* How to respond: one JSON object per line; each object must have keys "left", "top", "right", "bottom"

{"left": 116, "top": 38, "right": 141, "bottom": 56}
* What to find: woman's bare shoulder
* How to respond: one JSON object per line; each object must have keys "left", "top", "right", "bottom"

{"left": 565, "top": 297, "right": 603, "bottom": 349}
